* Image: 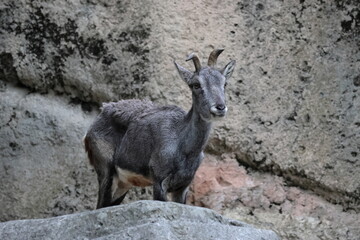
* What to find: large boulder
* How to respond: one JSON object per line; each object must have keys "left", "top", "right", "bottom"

{"left": 0, "top": 200, "right": 280, "bottom": 240}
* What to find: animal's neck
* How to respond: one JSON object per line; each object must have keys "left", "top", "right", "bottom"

{"left": 181, "top": 106, "right": 212, "bottom": 155}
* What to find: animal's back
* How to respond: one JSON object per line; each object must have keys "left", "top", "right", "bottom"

{"left": 84, "top": 99, "right": 157, "bottom": 167}
{"left": 102, "top": 99, "right": 157, "bottom": 127}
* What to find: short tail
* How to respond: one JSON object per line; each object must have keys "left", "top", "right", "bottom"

{"left": 83, "top": 134, "right": 95, "bottom": 166}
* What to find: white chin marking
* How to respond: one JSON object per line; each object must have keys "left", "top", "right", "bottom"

{"left": 200, "top": 112, "right": 226, "bottom": 122}
{"left": 211, "top": 114, "right": 226, "bottom": 121}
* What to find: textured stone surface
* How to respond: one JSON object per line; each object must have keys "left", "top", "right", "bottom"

{"left": 0, "top": 0, "right": 360, "bottom": 239}
{"left": 1, "top": 0, "right": 359, "bottom": 207}
{"left": 189, "top": 155, "right": 360, "bottom": 240}
{"left": 0, "top": 0, "right": 154, "bottom": 102}
{"left": 0, "top": 83, "right": 98, "bottom": 221}
{"left": 0, "top": 201, "right": 280, "bottom": 240}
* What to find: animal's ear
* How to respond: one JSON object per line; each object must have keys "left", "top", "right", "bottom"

{"left": 174, "top": 61, "right": 193, "bottom": 84}
{"left": 222, "top": 60, "right": 236, "bottom": 81}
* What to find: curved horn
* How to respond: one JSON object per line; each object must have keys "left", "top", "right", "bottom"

{"left": 186, "top": 53, "right": 201, "bottom": 72}
{"left": 208, "top": 48, "right": 224, "bottom": 67}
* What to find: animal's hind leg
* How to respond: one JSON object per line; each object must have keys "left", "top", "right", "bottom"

{"left": 111, "top": 191, "right": 129, "bottom": 205}
{"left": 110, "top": 177, "right": 130, "bottom": 206}
{"left": 96, "top": 171, "right": 114, "bottom": 209}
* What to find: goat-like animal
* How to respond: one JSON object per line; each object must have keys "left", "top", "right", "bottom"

{"left": 84, "top": 49, "right": 236, "bottom": 208}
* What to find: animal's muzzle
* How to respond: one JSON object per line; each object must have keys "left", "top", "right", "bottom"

{"left": 210, "top": 104, "right": 227, "bottom": 117}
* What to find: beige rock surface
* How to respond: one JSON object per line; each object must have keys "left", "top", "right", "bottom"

{"left": 1, "top": 0, "right": 359, "bottom": 239}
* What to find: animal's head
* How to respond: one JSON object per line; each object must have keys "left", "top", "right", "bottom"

{"left": 174, "top": 49, "right": 236, "bottom": 122}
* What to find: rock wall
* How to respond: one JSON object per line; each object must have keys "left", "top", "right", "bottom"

{"left": 0, "top": 0, "right": 359, "bottom": 239}
{"left": 0, "top": 84, "right": 98, "bottom": 220}
{"left": 0, "top": 0, "right": 154, "bottom": 102}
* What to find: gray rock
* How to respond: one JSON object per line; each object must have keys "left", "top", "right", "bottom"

{"left": 0, "top": 0, "right": 153, "bottom": 102}
{"left": 0, "top": 83, "right": 98, "bottom": 221}
{"left": 0, "top": 200, "right": 280, "bottom": 240}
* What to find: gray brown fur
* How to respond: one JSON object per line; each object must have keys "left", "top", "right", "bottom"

{"left": 84, "top": 49, "right": 236, "bottom": 209}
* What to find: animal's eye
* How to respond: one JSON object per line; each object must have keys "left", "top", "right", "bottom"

{"left": 192, "top": 83, "right": 201, "bottom": 90}
{"left": 224, "top": 82, "right": 228, "bottom": 88}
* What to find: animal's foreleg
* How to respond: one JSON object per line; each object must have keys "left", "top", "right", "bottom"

{"left": 171, "top": 185, "right": 189, "bottom": 204}
{"left": 153, "top": 176, "right": 170, "bottom": 201}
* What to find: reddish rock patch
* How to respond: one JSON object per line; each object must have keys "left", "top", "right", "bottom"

{"left": 189, "top": 154, "right": 353, "bottom": 218}
{"left": 188, "top": 154, "right": 360, "bottom": 239}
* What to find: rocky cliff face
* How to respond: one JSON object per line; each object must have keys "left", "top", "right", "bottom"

{"left": 0, "top": 84, "right": 98, "bottom": 220}
{"left": 0, "top": 0, "right": 359, "bottom": 239}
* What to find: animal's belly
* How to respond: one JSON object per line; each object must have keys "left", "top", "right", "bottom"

{"left": 116, "top": 167, "right": 153, "bottom": 187}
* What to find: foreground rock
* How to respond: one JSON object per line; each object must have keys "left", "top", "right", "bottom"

{"left": 0, "top": 201, "right": 280, "bottom": 240}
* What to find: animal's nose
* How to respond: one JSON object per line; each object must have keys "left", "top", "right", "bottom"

{"left": 210, "top": 104, "right": 227, "bottom": 117}
{"left": 216, "top": 104, "right": 226, "bottom": 111}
